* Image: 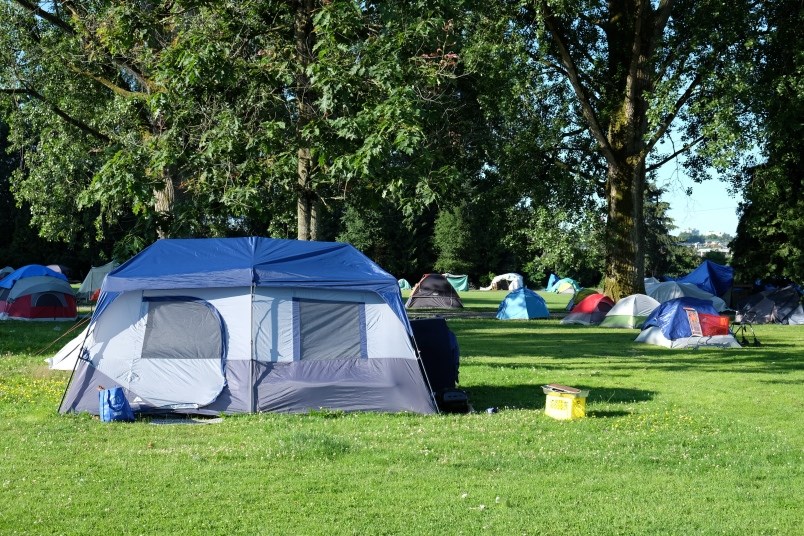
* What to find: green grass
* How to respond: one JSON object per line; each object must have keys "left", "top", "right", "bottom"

{"left": 1, "top": 300, "right": 802, "bottom": 535}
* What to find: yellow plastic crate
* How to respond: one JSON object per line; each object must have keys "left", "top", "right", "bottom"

{"left": 542, "top": 384, "right": 589, "bottom": 420}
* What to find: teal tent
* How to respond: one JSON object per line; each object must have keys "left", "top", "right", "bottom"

{"left": 398, "top": 278, "right": 412, "bottom": 290}
{"left": 443, "top": 273, "right": 469, "bottom": 292}
{"left": 496, "top": 288, "right": 549, "bottom": 320}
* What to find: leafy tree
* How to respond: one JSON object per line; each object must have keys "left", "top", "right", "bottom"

{"left": 502, "top": 0, "right": 761, "bottom": 299}
{"left": 730, "top": 0, "right": 803, "bottom": 284}
{"left": 432, "top": 205, "right": 472, "bottom": 275}
{"left": 1, "top": 1, "right": 478, "bottom": 252}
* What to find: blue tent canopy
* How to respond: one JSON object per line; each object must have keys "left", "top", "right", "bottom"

{"left": 675, "top": 260, "right": 733, "bottom": 297}
{"left": 98, "top": 237, "right": 408, "bottom": 331}
{"left": 0, "top": 264, "right": 68, "bottom": 288}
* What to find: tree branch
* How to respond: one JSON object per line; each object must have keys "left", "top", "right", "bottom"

{"left": 2, "top": 86, "right": 111, "bottom": 142}
{"left": 645, "top": 135, "right": 704, "bottom": 172}
{"left": 643, "top": 69, "right": 704, "bottom": 156}
{"left": 13, "top": 0, "right": 75, "bottom": 34}
{"left": 538, "top": 2, "right": 616, "bottom": 163}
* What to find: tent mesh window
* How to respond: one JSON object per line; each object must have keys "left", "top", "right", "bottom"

{"left": 295, "top": 299, "right": 367, "bottom": 361}
{"left": 33, "top": 292, "right": 67, "bottom": 307}
{"left": 141, "top": 299, "right": 223, "bottom": 360}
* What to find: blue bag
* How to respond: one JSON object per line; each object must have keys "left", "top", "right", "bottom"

{"left": 99, "top": 387, "right": 135, "bottom": 422}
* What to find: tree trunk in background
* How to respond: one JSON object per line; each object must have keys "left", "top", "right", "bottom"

{"left": 153, "top": 173, "right": 175, "bottom": 239}
{"left": 601, "top": 0, "right": 652, "bottom": 299}
{"left": 294, "top": 0, "right": 318, "bottom": 241}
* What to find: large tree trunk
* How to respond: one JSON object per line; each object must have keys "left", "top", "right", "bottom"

{"left": 294, "top": 0, "right": 319, "bottom": 241}
{"left": 600, "top": 0, "right": 653, "bottom": 300}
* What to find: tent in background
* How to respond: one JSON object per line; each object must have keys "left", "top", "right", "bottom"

{"left": 0, "top": 266, "right": 14, "bottom": 280}
{"left": 561, "top": 293, "right": 614, "bottom": 325}
{"left": 676, "top": 260, "right": 733, "bottom": 297}
{"left": 647, "top": 281, "right": 727, "bottom": 312}
{"left": 0, "top": 265, "right": 77, "bottom": 321}
{"left": 59, "top": 237, "right": 437, "bottom": 416}
{"left": 443, "top": 273, "right": 469, "bottom": 291}
{"left": 481, "top": 273, "right": 524, "bottom": 291}
{"left": 565, "top": 287, "right": 599, "bottom": 311}
{"left": 546, "top": 273, "right": 559, "bottom": 292}
{"left": 552, "top": 277, "right": 581, "bottom": 294}
{"left": 600, "top": 294, "right": 660, "bottom": 329}
{"left": 496, "top": 288, "right": 550, "bottom": 320}
{"left": 398, "top": 278, "right": 412, "bottom": 290}
{"left": 406, "top": 273, "right": 463, "bottom": 309}
{"left": 635, "top": 297, "right": 740, "bottom": 349}
{"left": 77, "top": 261, "right": 120, "bottom": 301}
{"left": 737, "top": 286, "right": 804, "bottom": 325}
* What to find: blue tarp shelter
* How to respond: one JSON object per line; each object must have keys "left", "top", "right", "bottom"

{"left": 59, "top": 237, "right": 437, "bottom": 416}
{"left": 676, "top": 260, "right": 733, "bottom": 297}
{"left": 496, "top": 288, "right": 550, "bottom": 320}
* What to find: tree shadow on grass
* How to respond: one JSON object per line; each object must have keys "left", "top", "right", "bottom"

{"left": 465, "top": 384, "right": 654, "bottom": 412}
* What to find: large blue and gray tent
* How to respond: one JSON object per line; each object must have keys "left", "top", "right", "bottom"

{"left": 496, "top": 288, "right": 549, "bottom": 320}
{"left": 59, "top": 237, "right": 437, "bottom": 415}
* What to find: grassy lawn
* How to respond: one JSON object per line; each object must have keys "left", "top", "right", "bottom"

{"left": 1, "top": 292, "right": 802, "bottom": 535}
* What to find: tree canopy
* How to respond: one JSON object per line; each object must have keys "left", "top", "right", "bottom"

{"left": 0, "top": 1, "right": 798, "bottom": 289}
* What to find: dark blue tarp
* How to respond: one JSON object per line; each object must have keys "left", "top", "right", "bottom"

{"left": 642, "top": 297, "right": 720, "bottom": 340}
{"left": 676, "top": 260, "right": 733, "bottom": 297}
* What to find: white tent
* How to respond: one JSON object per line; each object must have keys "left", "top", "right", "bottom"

{"left": 480, "top": 273, "right": 524, "bottom": 291}
{"left": 647, "top": 281, "right": 727, "bottom": 312}
{"left": 47, "top": 326, "right": 91, "bottom": 370}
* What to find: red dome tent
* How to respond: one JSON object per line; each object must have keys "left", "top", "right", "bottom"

{"left": 561, "top": 293, "right": 615, "bottom": 325}
{"left": 0, "top": 265, "right": 77, "bottom": 321}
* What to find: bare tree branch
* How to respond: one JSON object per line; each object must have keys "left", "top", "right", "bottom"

{"left": 645, "top": 135, "right": 704, "bottom": 172}
{"left": 538, "top": 2, "right": 616, "bottom": 164}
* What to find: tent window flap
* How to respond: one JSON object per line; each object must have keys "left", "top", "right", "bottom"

{"left": 294, "top": 299, "right": 367, "bottom": 361}
{"left": 142, "top": 298, "right": 224, "bottom": 360}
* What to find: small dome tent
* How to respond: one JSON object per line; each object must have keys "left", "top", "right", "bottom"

{"left": 496, "top": 288, "right": 549, "bottom": 320}
{"left": 59, "top": 238, "right": 437, "bottom": 416}
{"left": 398, "top": 278, "right": 412, "bottom": 290}
{"left": 406, "top": 273, "right": 463, "bottom": 309}
{"left": 552, "top": 277, "right": 581, "bottom": 294}
{"left": 635, "top": 297, "right": 740, "bottom": 349}
{"left": 0, "top": 265, "right": 77, "bottom": 321}
{"left": 561, "top": 293, "right": 614, "bottom": 325}
{"left": 600, "top": 294, "right": 661, "bottom": 329}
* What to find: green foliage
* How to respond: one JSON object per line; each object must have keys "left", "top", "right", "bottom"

{"left": 433, "top": 205, "right": 472, "bottom": 274}
{"left": 731, "top": 0, "right": 804, "bottom": 284}
{"left": 512, "top": 204, "right": 605, "bottom": 288}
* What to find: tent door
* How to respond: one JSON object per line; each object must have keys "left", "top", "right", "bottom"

{"left": 129, "top": 297, "right": 227, "bottom": 409}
